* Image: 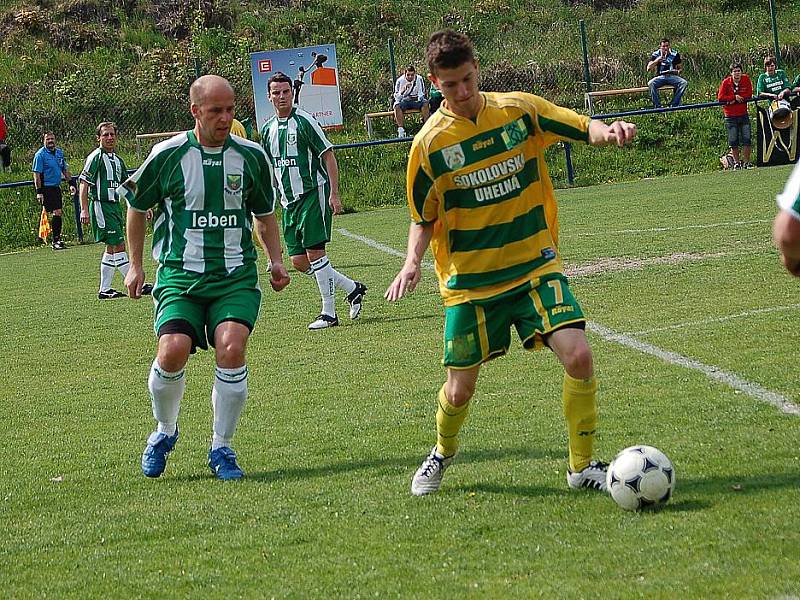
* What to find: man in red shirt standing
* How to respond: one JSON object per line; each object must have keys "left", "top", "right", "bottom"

{"left": 0, "top": 114, "right": 11, "bottom": 172}
{"left": 717, "top": 63, "right": 754, "bottom": 169}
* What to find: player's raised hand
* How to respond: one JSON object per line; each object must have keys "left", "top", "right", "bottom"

{"left": 385, "top": 265, "right": 421, "bottom": 301}
{"left": 269, "top": 263, "right": 290, "bottom": 291}
{"left": 125, "top": 264, "right": 146, "bottom": 299}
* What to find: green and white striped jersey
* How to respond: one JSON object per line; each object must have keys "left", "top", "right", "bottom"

{"left": 777, "top": 161, "right": 800, "bottom": 219}
{"left": 80, "top": 148, "right": 129, "bottom": 203}
{"left": 260, "top": 107, "right": 333, "bottom": 208}
{"left": 118, "top": 131, "right": 275, "bottom": 275}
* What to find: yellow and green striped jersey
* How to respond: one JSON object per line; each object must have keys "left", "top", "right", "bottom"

{"left": 407, "top": 91, "right": 590, "bottom": 306}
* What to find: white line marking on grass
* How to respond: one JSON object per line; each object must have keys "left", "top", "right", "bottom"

{"left": 338, "top": 228, "right": 434, "bottom": 269}
{"left": 569, "top": 219, "right": 770, "bottom": 237}
{"left": 588, "top": 323, "right": 800, "bottom": 415}
{"left": 628, "top": 303, "right": 800, "bottom": 336}
{"left": 339, "top": 228, "right": 800, "bottom": 416}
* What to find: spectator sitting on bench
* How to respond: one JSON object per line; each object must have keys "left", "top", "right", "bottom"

{"left": 757, "top": 56, "right": 791, "bottom": 101}
{"left": 646, "top": 38, "right": 689, "bottom": 108}
{"left": 393, "top": 64, "right": 430, "bottom": 138}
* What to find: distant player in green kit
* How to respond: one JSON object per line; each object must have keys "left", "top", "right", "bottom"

{"left": 79, "top": 121, "right": 153, "bottom": 299}
{"left": 120, "top": 75, "right": 290, "bottom": 480}
{"left": 261, "top": 72, "right": 366, "bottom": 330}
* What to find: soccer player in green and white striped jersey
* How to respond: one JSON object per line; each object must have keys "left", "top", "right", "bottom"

{"left": 261, "top": 72, "right": 366, "bottom": 330}
{"left": 79, "top": 121, "right": 153, "bottom": 299}
{"left": 120, "top": 75, "right": 290, "bottom": 480}
{"left": 774, "top": 161, "right": 800, "bottom": 276}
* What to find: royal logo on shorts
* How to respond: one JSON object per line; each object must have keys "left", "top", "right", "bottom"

{"left": 501, "top": 118, "right": 528, "bottom": 150}
{"left": 441, "top": 143, "right": 466, "bottom": 170}
{"left": 226, "top": 174, "right": 242, "bottom": 192}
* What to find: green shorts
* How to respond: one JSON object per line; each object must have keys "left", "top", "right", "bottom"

{"left": 283, "top": 185, "right": 332, "bottom": 256}
{"left": 90, "top": 200, "right": 125, "bottom": 246}
{"left": 443, "top": 273, "right": 585, "bottom": 369}
{"left": 153, "top": 262, "right": 262, "bottom": 352}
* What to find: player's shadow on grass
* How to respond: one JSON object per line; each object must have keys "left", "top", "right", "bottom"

{"left": 174, "top": 445, "right": 557, "bottom": 484}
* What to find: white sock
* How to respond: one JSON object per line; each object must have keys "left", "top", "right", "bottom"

{"left": 148, "top": 360, "right": 185, "bottom": 436}
{"left": 310, "top": 256, "right": 336, "bottom": 317}
{"left": 100, "top": 252, "right": 115, "bottom": 292}
{"left": 115, "top": 251, "right": 130, "bottom": 278}
{"left": 331, "top": 267, "right": 356, "bottom": 295}
{"left": 211, "top": 365, "right": 248, "bottom": 450}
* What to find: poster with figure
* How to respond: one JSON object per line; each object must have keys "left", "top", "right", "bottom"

{"left": 756, "top": 103, "right": 800, "bottom": 166}
{"left": 250, "top": 44, "right": 343, "bottom": 131}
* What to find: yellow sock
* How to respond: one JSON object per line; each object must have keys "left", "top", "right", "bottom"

{"left": 562, "top": 373, "right": 598, "bottom": 472}
{"left": 435, "top": 385, "right": 470, "bottom": 458}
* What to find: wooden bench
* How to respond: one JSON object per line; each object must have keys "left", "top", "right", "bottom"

{"left": 364, "top": 108, "right": 420, "bottom": 138}
{"left": 135, "top": 131, "right": 184, "bottom": 158}
{"left": 584, "top": 86, "right": 675, "bottom": 114}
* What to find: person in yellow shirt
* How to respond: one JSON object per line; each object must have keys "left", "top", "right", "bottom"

{"left": 385, "top": 29, "right": 637, "bottom": 496}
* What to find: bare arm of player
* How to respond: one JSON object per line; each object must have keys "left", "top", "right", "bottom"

{"left": 79, "top": 180, "right": 90, "bottom": 224}
{"left": 321, "top": 149, "right": 342, "bottom": 215}
{"left": 254, "top": 213, "right": 290, "bottom": 291}
{"left": 773, "top": 210, "right": 800, "bottom": 277}
{"left": 124, "top": 208, "right": 147, "bottom": 298}
{"left": 33, "top": 171, "right": 43, "bottom": 205}
{"left": 588, "top": 119, "right": 637, "bottom": 147}
{"left": 385, "top": 221, "right": 435, "bottom": 301}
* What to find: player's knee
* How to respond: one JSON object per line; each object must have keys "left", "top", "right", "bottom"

{"left": 156, "top": 339, "right": 191, "bottom": 372}
{"left": 561, "top": 345, "right": 593, "bottom": 379}
{"left": 215, "top": 337, "right": 247, "bottom": 367}
{"left": 446, "top": 381, "right": 475, "bottom": 407}
{"left": 291, "top": 255, "right": 310, "bottom": 272}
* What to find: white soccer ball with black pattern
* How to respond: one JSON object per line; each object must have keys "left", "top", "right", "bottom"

{"left": 606, "top": 445, "right": 675, "bottom": 511}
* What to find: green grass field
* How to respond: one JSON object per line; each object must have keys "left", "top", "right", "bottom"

{"left": 2, "top": 166, "right": 800, "bottom": 597}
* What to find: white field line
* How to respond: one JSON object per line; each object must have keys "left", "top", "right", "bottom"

{"left": 588, "top": 323, "right": 800, "bottom": 416}
{"left": 628, "top": 303, "right": 800, "bottom": 336}
{"left": 568, "top": 218, "right": 771, "bottom": 237}
{"left": 338, "top": 227, "right": 800, "bottom": 416}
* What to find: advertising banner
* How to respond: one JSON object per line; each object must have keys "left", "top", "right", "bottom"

{"left": 250, "top": 44, "right": 343, "bottom": 132}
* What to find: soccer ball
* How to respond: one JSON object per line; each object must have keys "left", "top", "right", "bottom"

{"left": 606, "top": 445, "right": 675, "bottom": 511}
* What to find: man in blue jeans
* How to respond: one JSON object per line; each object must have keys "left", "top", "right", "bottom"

{"left": 646, "top": 38, "right": 689, "bottom": 108}
{"left": 393, "top": 64, "right": 430, "bottom": 138}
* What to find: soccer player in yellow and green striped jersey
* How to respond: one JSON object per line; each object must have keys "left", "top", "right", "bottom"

{"left": 385, "top": 29, "right": 637, "bottom": 496}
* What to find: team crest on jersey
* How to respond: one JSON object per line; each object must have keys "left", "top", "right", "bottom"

{"left": 501, "top": 118, "right": 528, "bottom": 150}
{"left": 441, "top": 143, "right": 465, "bottom": 170}
{"left": 287, "top": 132, "right": 297, "bottom": 145}
{"left": 226, "top": 174, "right": 242, "bottom": 192}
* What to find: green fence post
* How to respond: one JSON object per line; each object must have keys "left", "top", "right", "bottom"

{"left": 769, "top": 0, "right": 780, "bottom": 67}
{"left": 580, "top": 20, "right": 592, "bottom": 94}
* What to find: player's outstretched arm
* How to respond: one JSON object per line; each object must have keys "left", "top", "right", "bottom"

{"left": 254, "top": 213, "right": 290, "bottom": 291}
{"left": 125, "top": 208, "right": 147, "bottom": 298}
{"left": 385, "top": 222, "right": 434, "bottom": 302}
{"left": 773, "top": 210, "right": 800, "bottom": 277}
{"left": 588, "top": 119, "right": 637, "bottom": 147}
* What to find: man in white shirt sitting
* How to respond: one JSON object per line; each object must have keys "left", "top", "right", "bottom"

{"left": 393, "top": 64, "right": 430, "bottom": 137}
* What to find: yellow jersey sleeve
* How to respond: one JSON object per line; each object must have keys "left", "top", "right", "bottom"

{"left": 525, "top": 94, "right": 590, "bottom": 148}
{"left": 406, "top": 136, "right": 439, "bottom": 224}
